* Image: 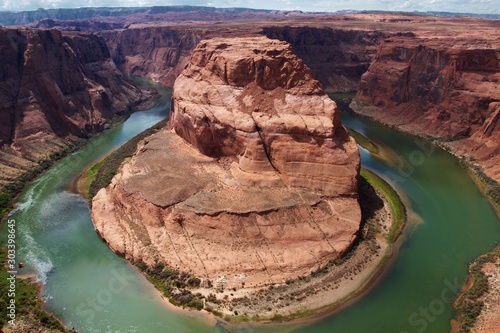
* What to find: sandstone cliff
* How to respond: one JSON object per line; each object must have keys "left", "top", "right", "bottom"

{"left": 92, "top": 36, "right": 361, "bottom": 290}
{"left": 353, "top": 36, "right": 500, "bottom": 182}
{"left": 0, "top": 28, "right": 149, "bottom": 188}
{"left": 99, "top": 24, "right": 383, "bottom": 93}
{"left": 96, "top": 14, "right": 500, "bottom": 184}
{"left": 262, "top": 26, "right": 382, "bottom": 92}
{"left": 100, "top": 28, "right": 203, "bottom": 87}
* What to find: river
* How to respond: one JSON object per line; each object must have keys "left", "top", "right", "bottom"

{"left": 2, "top": 90, "right": 499, "bottom": 333}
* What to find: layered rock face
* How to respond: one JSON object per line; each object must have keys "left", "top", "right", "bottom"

{"left": 0, "top": 28, "right": 148, "bottom": 187}
{"left": 353, "top": 37, "right": 500, "bottom": 182}
{"left": 92, "top": 36, "right": 361, "bottom": 289}
{"left": 100, "top": 28, "right": 202, "bottom": 87}
{"left": 262, "top": 26, "right": 383, "bottom": 92}
{"left": 99, "top": 24, "right": 383, "bottom": 93}
{"left": 170, "top": 37, "right": 359, "bottom": 195}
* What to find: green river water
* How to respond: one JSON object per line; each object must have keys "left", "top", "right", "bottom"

{"left": 2, "top": 90, "right": 499, "bottom": 333}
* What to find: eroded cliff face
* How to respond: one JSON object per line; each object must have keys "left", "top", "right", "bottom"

{"left": 99, "top": 24, "right": 383, "bottom": 93}
{"left": 262, "top": 26, "right": 383, "bottom": 92}
{"left": 0, "top": 28, "right": 149, "bottom": 187}
{"left": 353, "top": 37, "right": 500, "bottom": 182}
{"left": 170, "top": 37, "right": 359, "bottom": 195}
{"left": 100, "top": 28, "right": 203, "bottom": 87}
{"left": 92, "top": 36, "right": 361, "bottom": 289}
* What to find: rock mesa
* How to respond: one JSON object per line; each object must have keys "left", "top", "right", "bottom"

{"left": 92, "top": 36, "right": 360, "bottom": 289}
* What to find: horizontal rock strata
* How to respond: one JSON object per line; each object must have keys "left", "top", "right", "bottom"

{"left": 92, "top": 36, "right": 361, "bottom": 289}
{"left": 0, "top": 28, "right": 150, "bottom": 188}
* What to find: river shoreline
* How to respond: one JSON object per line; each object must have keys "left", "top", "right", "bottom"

{"left": 452, "top": 246, "right": 500, "bottom": 333}
{"left": 71, "top": 107, "right": 409, "bottom": 326}
{"left": 349, "top": 99, "right": 500, "bottom": 216}
{"left": 347, "top": 98, "right": 500, "bottom": 333}
{"left": 82, "top": 160, "right": 407, "bottom": 327}
{"left": 8, "top": 93, "right": 494, "bottom": 332}
{"left": 73, "top": 92, "right": 408, "bottom": 326}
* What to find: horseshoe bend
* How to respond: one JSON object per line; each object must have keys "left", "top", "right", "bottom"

{"left": 90, "top": 36, "right": 394, "bottom": 319}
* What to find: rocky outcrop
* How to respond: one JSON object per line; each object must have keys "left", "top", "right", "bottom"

{"left": 100, "top": 28, "right": 203, "bottom": 87}
{"left": 0, "top": 28, "right": 149, "bottom": 188}
{"left": 92, "top": 36, "right": 361, "bottom": 289}
{"left": 262, "top": 26, "right": 383, "bottom": 92}
{"left": 170, "top": 36, "right": 359, "bottom": 195}
{"left": 353, "top": 36, "right": 500, "bottom": 182}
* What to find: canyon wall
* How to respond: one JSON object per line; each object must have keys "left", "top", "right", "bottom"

{"left": 0, "top": 28, "right": 150, "bottom": 188}
{"left": 97, "top": 15, "right": 499, "bottom": 184}
{"left": 92, "top": 36, "right": 361, "bottom": 289}
{"left": 353, "top": 36, "right": 500, "bottom": 182}
{"left": 100, "top": 28, "right": 203, "bottom": 87}
{"left": 262, "top": 26, "right": 383, "bottom": 92}
{"left": 99, "top": 24, "right": 383, "bottom": 92}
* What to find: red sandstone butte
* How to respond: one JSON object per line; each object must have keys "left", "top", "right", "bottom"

{"left": 91, "top": 36, "right": 361, "bottom": 290}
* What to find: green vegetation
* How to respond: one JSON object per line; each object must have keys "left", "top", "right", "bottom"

{"left": 134, "top": 260, "right": 205, "bottom": 311}
{"left": 0, "top": 143, "right": 82, "bottom": 221}
{"left": 347, "top": 128, "right": 380, "bottom": 155}
{"left": 224, "top": 167, "right": 407, "bottom": 324}
{"left": 0, "top": 248, "right": 66, "bottom": 331}
{"left": 360, "top": 168, "right": 406, "bottom": 243}
{"left": 460, "top": 157, "right": 500, "bottom": 215}
{"left": 85, "top": 119, "right": 168, "bottom": 201}
{"left": 455, "top": 247, "right": 500, "bottom": 332}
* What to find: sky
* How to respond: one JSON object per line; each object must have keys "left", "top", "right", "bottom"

{"left": 0, "top": 0, "right": 499, "bottom": 15}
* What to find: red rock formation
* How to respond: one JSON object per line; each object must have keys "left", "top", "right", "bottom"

{"left": 92, "top": 36, "right": 361, "bottom": 290}
{"left": 99, "top": 24, "right": 383, "bottom": 93}
{"left": 171, "top": 36, "right": 359, "bottom": 195}
{"left": 100, "top": 27, "right": 203, "bottom": 87}
{"left": 96, "top": 14, "right": 500, "bottom": 183}
{"left": 262, "top": 26, "right": 383, "bottom": 92}
{"left": 0, "top": 28, "right": 150, "bottom": 187}
{"left": 353, "top": 36, "right": 500, "bottom": 182}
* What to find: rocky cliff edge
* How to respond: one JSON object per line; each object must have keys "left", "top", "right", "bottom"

{"left": 0, "top": 28, "right": 151, "bottom": 189}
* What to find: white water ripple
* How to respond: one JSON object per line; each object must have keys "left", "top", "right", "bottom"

{"left": 22, "top": 231, "right": 54, "bottom": 284}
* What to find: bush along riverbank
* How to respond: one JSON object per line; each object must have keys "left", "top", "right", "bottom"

{"left": 122, "top": 166, "right": 406, "bottom": 323}
{"left": 0, "top": 248, "right": 73, "bottom": 332}
{"left": 82, "top": 108, "right": 407, "bottom": 323}
{"left": 453, "top": 247, "right": 500, "bottom": 332}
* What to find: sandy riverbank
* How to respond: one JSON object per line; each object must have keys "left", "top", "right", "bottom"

{"left": 76, "top": 157, "right": 405, "bottom": 328}
{"left": 192, "top": 174, "right": 405, "bottom": 327}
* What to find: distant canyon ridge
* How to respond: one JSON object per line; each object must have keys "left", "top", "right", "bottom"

{"left": 0, "top": 8, "right": 499, "bottom": 186}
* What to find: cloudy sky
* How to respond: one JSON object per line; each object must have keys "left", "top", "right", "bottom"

{"left": 0, "top": 0, "right": 498, "bottom": 14}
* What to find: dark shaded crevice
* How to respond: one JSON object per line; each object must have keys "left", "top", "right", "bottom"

{"left": 253, "top": 120, "right": 280, "bottom": 175}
